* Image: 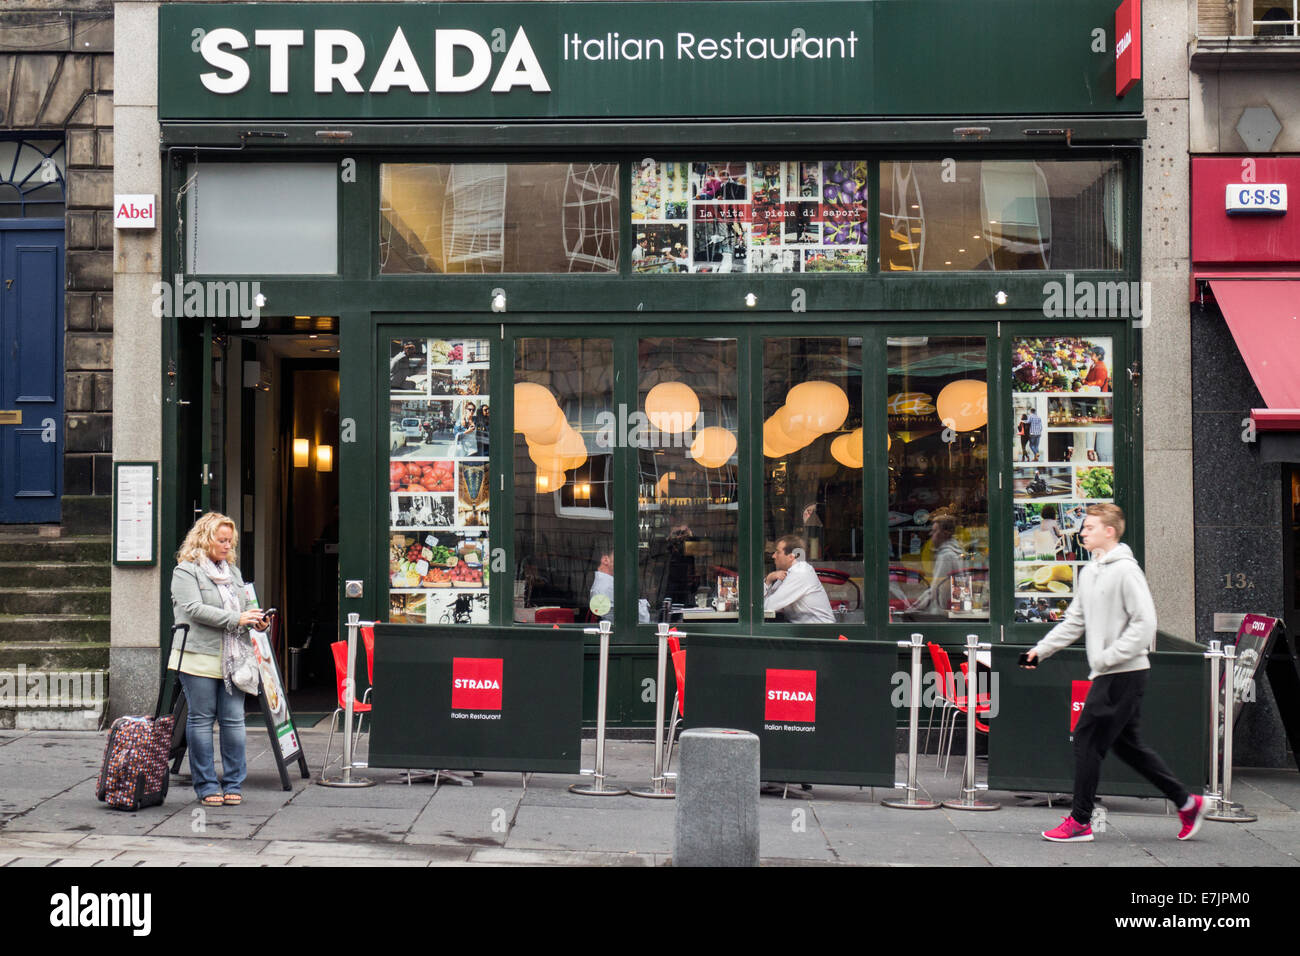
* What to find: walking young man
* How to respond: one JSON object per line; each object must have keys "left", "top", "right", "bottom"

{"left": 1022, "top": 503, "right": 1207, "bottom": 843}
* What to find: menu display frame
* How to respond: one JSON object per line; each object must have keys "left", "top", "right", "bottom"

{"left": 112, "top": 460, "right": 158, "bottom": 567}
{"left": 387, "top": 335, "right": 492, "bottom": 626}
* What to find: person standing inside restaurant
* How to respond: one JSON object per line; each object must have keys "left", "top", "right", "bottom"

{"left": 763, "top": 534, "right": 834, "bottom": 624}
{"left": 170, "top": 512, "right": 268, "bottom": 808}
{"left": 1023, "top": 504, "right": 1206, "bottom": 843}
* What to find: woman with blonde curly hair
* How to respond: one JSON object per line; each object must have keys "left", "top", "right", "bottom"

{"left": 169, "top": 512, "right": 267, "bottom": 807}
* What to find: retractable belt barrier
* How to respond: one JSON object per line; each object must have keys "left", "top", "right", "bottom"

{"left": 1206, "top": 643, "right": 1257, "bottom": 823}
{"left": 569, "top": 619, "right": 629, "bottom": 796}
{"left": 318, "top": 613, "right": 376, "bottom": 789}
{"left": 882, "top": 633, "right": 941, "bottom": 810}
{"left": 630, "top": 622, "right": 678, "bottom": 799}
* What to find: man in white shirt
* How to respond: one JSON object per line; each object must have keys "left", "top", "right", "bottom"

{"left": 763, "top": 535, "right": 835, "bottom": 624}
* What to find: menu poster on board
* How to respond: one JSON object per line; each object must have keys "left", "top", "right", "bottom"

{"left": 1010, "top": 336, "right": 1114, "bottom": 623}
{"left": 113, "top": 462, "right": 157, "bottom": 565}
{"left": 388, "top": 337, "right": 491, "bottom": 625}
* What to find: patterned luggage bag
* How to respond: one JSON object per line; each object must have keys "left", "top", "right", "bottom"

{"left": 95, "top": 624, "right": 188, "bottom": 811}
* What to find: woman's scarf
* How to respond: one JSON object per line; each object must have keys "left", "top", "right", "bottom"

{"left": 200, "top": 555, "right": 260, "bottom": 695}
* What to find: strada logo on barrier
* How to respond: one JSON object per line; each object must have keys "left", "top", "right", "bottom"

{"left": 1070, "top": 679, "right": 1092, "bottom": 733}
{"left": 451, "top": 657, "right": 503, "bottom": 711}
{"left": 764, "top": 668, "right": 816, "bottom": 723}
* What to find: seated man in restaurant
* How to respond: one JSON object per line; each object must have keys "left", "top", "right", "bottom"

{"left": 763, "top": 534, "right": 835, "bottom": 624}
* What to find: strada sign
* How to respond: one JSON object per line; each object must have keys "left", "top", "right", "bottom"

{"left": 159, "top": 1, "right": 1140, "bottom": 121}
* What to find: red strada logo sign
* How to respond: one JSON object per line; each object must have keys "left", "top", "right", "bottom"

{"left": 764, "top": 668, "right": 816, "bottom": 722}
{"left": 452, "top": 657, "right": 503, "bottom": 710}
{"left": 1070, "top": 680, "right": 1092, "bottom": 733}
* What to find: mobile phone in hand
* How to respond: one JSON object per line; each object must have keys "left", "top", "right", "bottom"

{"left": 1019, "top": 651, "right": 1036, "bottom": 668}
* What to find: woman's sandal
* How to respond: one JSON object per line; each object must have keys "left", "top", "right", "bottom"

{"left": 200, "top": 794, "right": 224, "bottom": 807}
{"left": 223, "top": 793, "right": 242, "bottom": 806}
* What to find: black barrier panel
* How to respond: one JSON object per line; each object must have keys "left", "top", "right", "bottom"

{"left": 987, "top": 645, "right": 1208, "bottom": 796}
{"left": 369, "top": 625, "right": 583, "bottom": 773}
{"left": 683, "top": 635, "right": 897, "bottom": 787}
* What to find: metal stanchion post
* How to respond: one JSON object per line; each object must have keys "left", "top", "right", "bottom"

{"left": 1206, "top": 644, "right": 1256, "bottom": 822}
{"left": 1203, "top": 640, "right": 1223, "bottom": 812}
{"left": 570, "top": 619, "right": 628, "bottom": 796}
{"left": 883, "top": 632, "right": 940, "bottom": 810}
{"left": 942, "top": 633, "right": 999, "bottom": 811}
{"left": 630, "top": 622, "right": 676, "bottom": 798}
{"left": 319, "top": 613, "right": 376, "bottom": 788}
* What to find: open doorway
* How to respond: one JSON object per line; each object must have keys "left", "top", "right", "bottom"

{"left": 210, "top": 319, "right": 339, "bottom": 716}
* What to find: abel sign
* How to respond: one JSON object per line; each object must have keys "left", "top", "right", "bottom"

{"left": 114, "top": 195, "right": 156, "bottom": 229}
{"left": 159, "top": 1, "right": 1139, "bottom": 121}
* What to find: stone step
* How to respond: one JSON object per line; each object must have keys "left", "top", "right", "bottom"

{"left": 0, "top": 615, "right": 110, "bottom": 645}
{"left": 0, "top": 562, "right": 110, "bottom": 588}
{"left": 0, "top": 536, "right": 109, "bottom": 564}
{"left": 0, "top": 641, "right": 110, "bottom": 670}
{"left": 0, "top": 588, "right": 110, "bottom": 616}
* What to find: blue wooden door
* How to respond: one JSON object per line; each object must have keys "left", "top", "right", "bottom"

{"left": 0, "top": 223, "right": 64, "bottom": 523}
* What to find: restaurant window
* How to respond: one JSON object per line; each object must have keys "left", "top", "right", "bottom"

{"left": 762, "top": 338, "right": 864, "bottom": 623}
{"left": 880, "top": 160, "right": 1124, "bottom": 272}
{"left": 380, "top": 163, "right": 620, "bottom": 274}
{"left": 632, "top": 160, "right": 869, "bottom": 273}
{"left": 512, "top": 338, "right": 614, "bottom": 624}
{"left": 387, "top": 336, "right": 491, "bottom": 623}
{"left": 638, "top": 337, "right": 740, "bottom": 620}
{"left": 0, "top": 138, "right": 65, "bottom": 218}
{"left": 886, "top": 337, "right": 990, "bottom": 622}
{"left": 185, "top": 163, "right": 338, "bottom": 274}
{"left": 1011, "top": 335, "right": 1115, "bottom": 624}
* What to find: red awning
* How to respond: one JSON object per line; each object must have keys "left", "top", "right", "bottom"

{"left": 1210, "top": 279, "right": 1300, "bottom": 430}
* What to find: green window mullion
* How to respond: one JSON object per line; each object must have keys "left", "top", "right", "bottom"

{"left": 744, "top": 329, "right": 766, "bottom": 633}
{"left": 862, "top": 328, "right": 889, "bottom": 635}
{"left": 613, "top": 329, "right": 639, "bottom": 639}
{"left": 492, "top": 326, "right": 513, "bottom": 627}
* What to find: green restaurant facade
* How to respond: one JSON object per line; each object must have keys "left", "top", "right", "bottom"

{"left": 111, "top": 0, "right": 1152, "bottom": 727}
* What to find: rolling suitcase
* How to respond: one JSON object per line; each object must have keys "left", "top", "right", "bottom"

{"left": 95, "top": 624, "right": 189, "bottom": 811}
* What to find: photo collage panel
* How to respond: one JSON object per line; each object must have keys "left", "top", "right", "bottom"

{"left": 388, "top": 337, "right": 490, "bottom": 624}
{"left": 1010, "top": 336, "right": 1114, "bottom": 623}
{"left": 631, "top": 160, "right": 869, "bottom": 274}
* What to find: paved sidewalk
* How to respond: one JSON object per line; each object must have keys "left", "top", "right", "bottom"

{"left": 2, "top": 725, "right": 1297, "bottom": 867}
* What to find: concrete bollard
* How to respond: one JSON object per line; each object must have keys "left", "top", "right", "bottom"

{"left": 673, "top": 727, "right": 760, "bottom": 867}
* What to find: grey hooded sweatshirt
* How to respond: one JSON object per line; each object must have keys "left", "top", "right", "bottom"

{"left": 1031, "top": 543, "right": 1156, "bottom": 679}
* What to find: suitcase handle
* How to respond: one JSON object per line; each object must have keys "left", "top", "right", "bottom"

{"left": 156, "top": 624, "right": 190, "bottom": 719}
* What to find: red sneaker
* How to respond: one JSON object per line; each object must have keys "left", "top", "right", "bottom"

{"left": 1042, "top": 815, "right": 1094, "bottom": 842}
{"left": 1177, "top": 795, "right": 1207, "bottom": 841}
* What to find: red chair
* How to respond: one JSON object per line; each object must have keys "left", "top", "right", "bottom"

{"left": 930, "top": 645, "right": 991, "bottom": 775}
{"left": 321, "top": 641, "right": 373, "bottom": 777}
{"left": 361, "top": 625, "right": 375, "bottom": 704}
{"left": 814, "top": 567, "right": 862, "bottom": 611}
{"left": 534, "top": 607, "right": 575, "bottom": 625}
{"left": 663, "top": 648, "right": 688, "bottom": 774}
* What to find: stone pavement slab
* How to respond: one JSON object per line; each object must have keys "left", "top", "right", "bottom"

{"left": 251, "top": 805, "right": 420, "bottom": 844}
{"left": 506, "top": 804, "right": 675, "bottom": 854}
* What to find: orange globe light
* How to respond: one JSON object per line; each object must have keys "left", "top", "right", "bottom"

{"left": 644, "top": 381, "right": 700, "bottom": 434}
{"left": 787, "top": 381, "right": 849, "bottom": 433}
{"left": 555, "top": 425, "right": 588, "bottom": 471}
{"left": 690, "top": 426, "right": 738, "bottom": 468}
{"left": 763, "top": 417, "right": 802, "bottom": 458}
{"left": 830, "top": 429, "right": 864, "bottom": 468}
{"left": 528, "top": 440, "right": 566, "bottom": 475}
{"left": 514, "top": 382, "right": 560, "bottom": 434}
{"left": 774, "top": 404, "right": 817, "bottom": 449}
{"left": 936, "top": 379, "right": 988, "bottom": 431}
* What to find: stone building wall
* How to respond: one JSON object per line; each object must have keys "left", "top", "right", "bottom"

{"left": 0, "top": 2, "right": 115, "bottom": 498}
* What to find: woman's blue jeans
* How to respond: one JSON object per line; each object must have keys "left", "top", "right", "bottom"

{"left": 177, "top": 671, "right": 246, "bottom": 798}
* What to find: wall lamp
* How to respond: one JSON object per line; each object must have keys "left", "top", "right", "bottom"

{"left": 491, "top": 288, "right": 507, "bottom": 313}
